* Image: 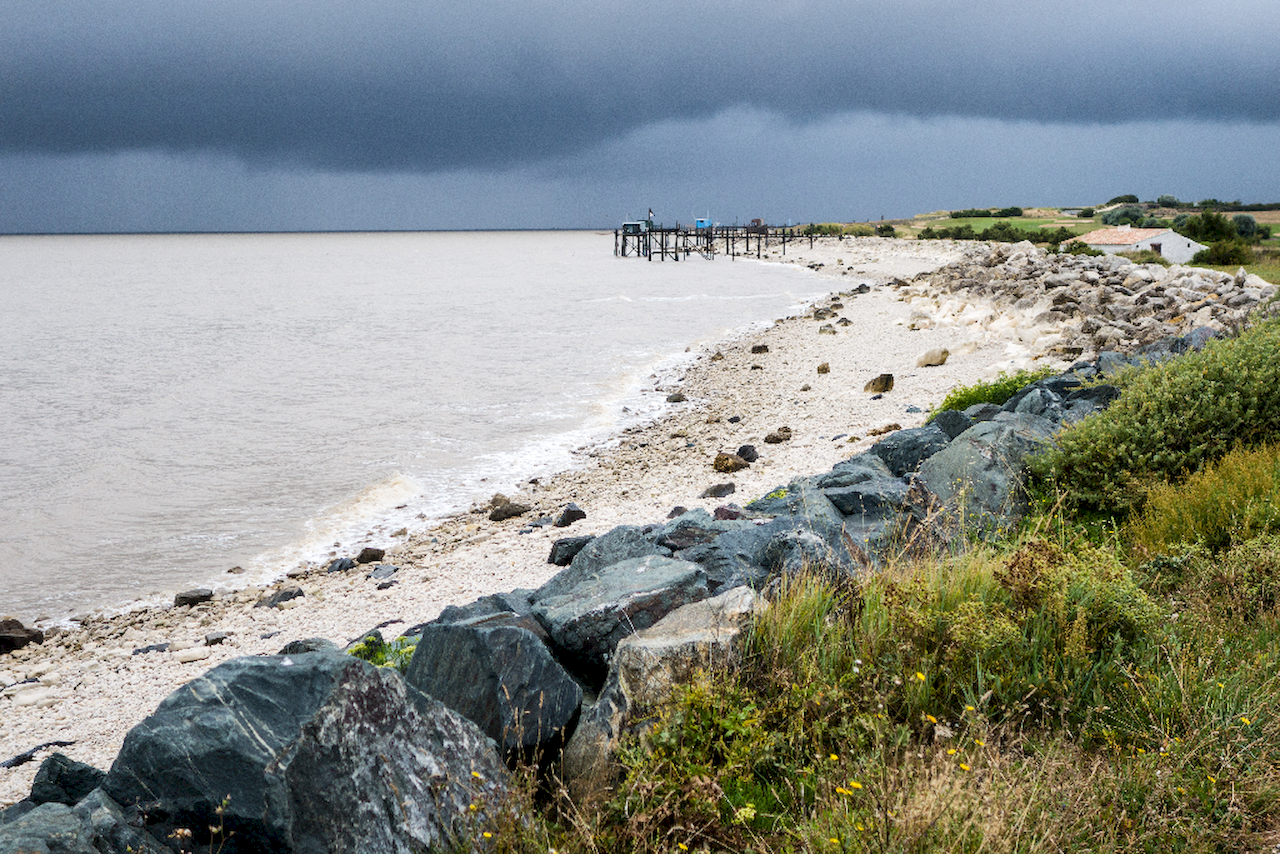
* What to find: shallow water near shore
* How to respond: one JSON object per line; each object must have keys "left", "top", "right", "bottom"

{"left": 0, "top": 230, "right": 824, "bottom": 623}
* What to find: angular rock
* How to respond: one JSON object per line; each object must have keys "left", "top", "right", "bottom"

{"left": 355, "top": 546, "right": 385, "bottom": 564}
{"left": 30, "top": 753, "right": 105, "bottom": 807}
{"left": 698, "top": 482, "right": 736, "bottom": 499}
{"left": 73, "top": 788, "right": 170, "bottom": 854}
{"left": 547, "top": 526, "right": 667, "bottom": 593}
{"left": 0, "top": 619, "right": 43, "bottom": 654}
{"left": 276, "top": 637, "right": 338, "bottom": 655}
{"left": 931, "top": 408, "right": 974, "bottom": 440}
{"left": 531, "top": 556, "right": 709, "bottom": 685}
{"left": 405, "top": 624, "right": 582, "bottom": 756}
{"left": 665, "top": 392, "right": 687, "bottom": 403}
{"left": 254, "top": 585, "right": 304, "bottom": 608}
{"left": 173, "top": 589, "right": 213, "bottom": 608}
{"left": 816, "top": 362, "right": 830, "bottom": 374}
{"left": 104, "top": 651, "right": 507, "bottom": 853}
{"left": 824, "top": 478, "right": 911, "bottom": 517}
{"left": 366, "top": 564, "right": 398, "bottom": 580}
{"left": 917, "top": 413, "right": 1058, "bottom": 536}
{"left": 869, "top": 423, "right": 951, "bottom": 476}
{"left": 735, "top": 444, "right": 759, "bottom": 463}
{"left": 488, "top": 494, "right": 532, "bottom": 522}
{"left": 432, "top": 590, "right": 536, "bottom": 626}
{"left": 0, "top": 803, "right": 97, "bottom": 853}
{"left": 560, "top": 587, "right": 762, "bottom": 801}
{"left": 864, "top": 373, "right": 894, "bottom": 393}
{"left": 554, "top": 502, "right": 587, "bottom": 527}
{"left": 962, "top": 402, "right": 1003, "bottom": 422}
{"left": 548, "top": 536, "right": 596, "bottom": 567}
{"left": 325, "top": 557, "right": 357, "bottom": 573}
{"left": 812, "top": 452, "right": 894, "bottom": 489}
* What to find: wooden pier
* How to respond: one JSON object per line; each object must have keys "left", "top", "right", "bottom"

{"left": 614, "top": 222, "right": 805, "bottom": 261}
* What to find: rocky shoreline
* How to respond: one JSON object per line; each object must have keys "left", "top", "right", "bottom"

{"left": 3, "top": 237, "right": 1275, "bottom": 847}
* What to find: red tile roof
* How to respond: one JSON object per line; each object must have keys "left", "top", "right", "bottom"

{"left": 1081, "top": 227, "right": 1169, "bottom": 245}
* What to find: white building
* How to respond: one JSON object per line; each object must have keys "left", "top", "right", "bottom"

{"left": 1080, "top": 225, "right": 1207, "bottom": 264}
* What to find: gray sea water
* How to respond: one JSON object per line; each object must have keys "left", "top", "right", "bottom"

{"left": 0, "top": 230, "right": 822, "bottom": 623}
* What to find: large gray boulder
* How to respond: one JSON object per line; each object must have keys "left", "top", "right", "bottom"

{"left": 531, "top": 556, "right": 709, "bottom": 685}
{"left": 30, "top": 754, "right": 105, "bottom": 807}
{"left": 404, "top": 623, "right": 582, "bottom": 756}
{"left": 104, "top": 651, "right": 507, "bottom": 854}
{"left": 812, "top": 452, "right": 894, "bottom": 489}
{"left": 868, "top": 423, "right": 951, "bottom": 476}
{"left": 560, "top": 587, "right": 762, "bottom": 801}
{"left": 0, "top": 803, "right": 96, "bottom": 854}
{"left": 917, "top": 413, "right": 1058, "bottom": 536}
{"left": 539, "top": 526, "right": 667, "bottom": 599}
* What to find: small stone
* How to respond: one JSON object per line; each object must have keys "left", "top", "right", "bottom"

{"left": 816, "top": 362, "right": 830, "bottom": 374}
{"left": 736, "top": 444, "right": 759, "bottom": 463}
{"left": 326, "top": 557, "right": 357, "bottom": 573}
{"left": 713, "top": 504, "right": 746, "bottom": 520}
{"left": 800, "top": 383, "right": 812, "bottom": 391}
{"left": 255, "top": 586, "right": 305, "bottom": 609}
{"left": 714, "top": 452, "right": 750, "bottom": 473}
{"left": 699, "top": 483, "right": 736, "bottom": 499}
{"left": 355, "top": 547, "right": 385, "bottom": 564}
{"left": 750, "top": 344, "right": 769, "bottom": 354}
{"left": 488, "top": 495, "right": 532, "bottom": 522}
{"left": 727, "top": 415, "right": 742, "bottom": 423}
{"left": 818, "top": 324, "right": 837, "bottom": 335}
{"left": 175, "top": 647, "right": 211, "bottom": 664}
{"left": 367, "top": 564, "right": 398, "bottom": 580}
{"left": 554, "top": 502, "right": 588, "bottom": 527}
{"left": 204, "top": 632, "right": 230, "bottom": 646}
{"left": 227, "top": 565, "right": 245, "bottom": 574}
{"left": 916, "top": 347, "right": 950, "bottom": 367}
{"left": 665, "top": 392, "right": 687, "bottom": 403}
{"left": 864, "top": 373, "right": 894, "bottom": 393}
{"left": 763, "top": 426, "right": 793, "bottom": 444}
{"left": 666, "top": 506, "right": 688, "bottom": 519}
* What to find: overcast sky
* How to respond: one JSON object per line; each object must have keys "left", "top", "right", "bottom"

{"left": 3, "top": 1, "right": 1277, "bottom": 233}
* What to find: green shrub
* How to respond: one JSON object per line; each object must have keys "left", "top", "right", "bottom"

{"left": 1062, "top": 240, "right": 1103, "bottom": 256}
{"left": 875, "top": 223, "right": 897, "bottom": 238}
{"left": 1102, "top": 205, "right": 1145, "bottom": 226}
{"left": 1126, "top": 443, "right": 1280, "bottom": 556}
{"left": 1116, "top": 249, "right": 1171, "bottom": 266}
{"left": 951, "top": 208, "right": 995, "bottom": 218}
{"left": 347, "top": 634, "right": 418, "bottom": 672}
{"left": 1176, "top": 210, "right": 1237, "bottom": 243}
{"left": 1234, "top": 214, "right": 1259, "bottom": 239}
{"left": 995, "top": 206, "right": 1024, "bottom": 217}
{"left": 1193, "top": 239, "right": 1254, "bottom": 266}
{"left": 1108, "top": 194, "right": 1139, "bottom": 205}
{"left": 1028, "top": 316, "right": 1280, "bottom": 518}
{"left": 928, "top": 366, "right": 1058, "bottom": 419}
{"left": 1078, "top": 208, "right": 1095, "bottom": 218}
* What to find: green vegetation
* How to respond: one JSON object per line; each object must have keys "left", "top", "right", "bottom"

{"left": 927, "top": 366, "right": 1058, "bottom": 418}
{"left": 1107, "top": 194, "right": 1139, "bottom": 204}
{"left": 347, "top": 633, "right": 418, "bottom": 672}
{"left": 479, "top": 311, "right": 1280, "bottom": 854}
{"left": 804, "top": 222, "right": 877, "bottom": 237}
{"left": 1028, "top": 316, "right": 1280, "bottom": 517}
{"left": 1193, "top": 239, "right": 1255, "bottom": 266}
{"left": 1101, "top": 205, "right": 1145, "bottom": 227}
{"left": 1127, "top": 443, "right": 1280, "bottom": 557}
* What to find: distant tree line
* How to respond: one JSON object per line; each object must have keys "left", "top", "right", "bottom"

{"left": 950, "top": 207, "right": 1024, "bottom": 218}
{"left": 920, "top": 222, "right": 1075, "bottom": 245}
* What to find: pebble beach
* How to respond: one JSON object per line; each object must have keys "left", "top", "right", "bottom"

{"left": 1, "top": 236, "right": 1056, "bottom": 805}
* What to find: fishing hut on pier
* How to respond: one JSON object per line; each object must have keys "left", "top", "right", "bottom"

{"left": 614, "top": 217, "right": 804, "bottom": 261}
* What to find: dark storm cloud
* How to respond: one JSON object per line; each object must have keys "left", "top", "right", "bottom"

{"left": 3, "top": 0, "right": 1277, "bottom": 173}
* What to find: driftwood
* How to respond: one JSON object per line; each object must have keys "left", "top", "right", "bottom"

{"left": 1, "top": 740, "right": 76, "bottom": 768}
